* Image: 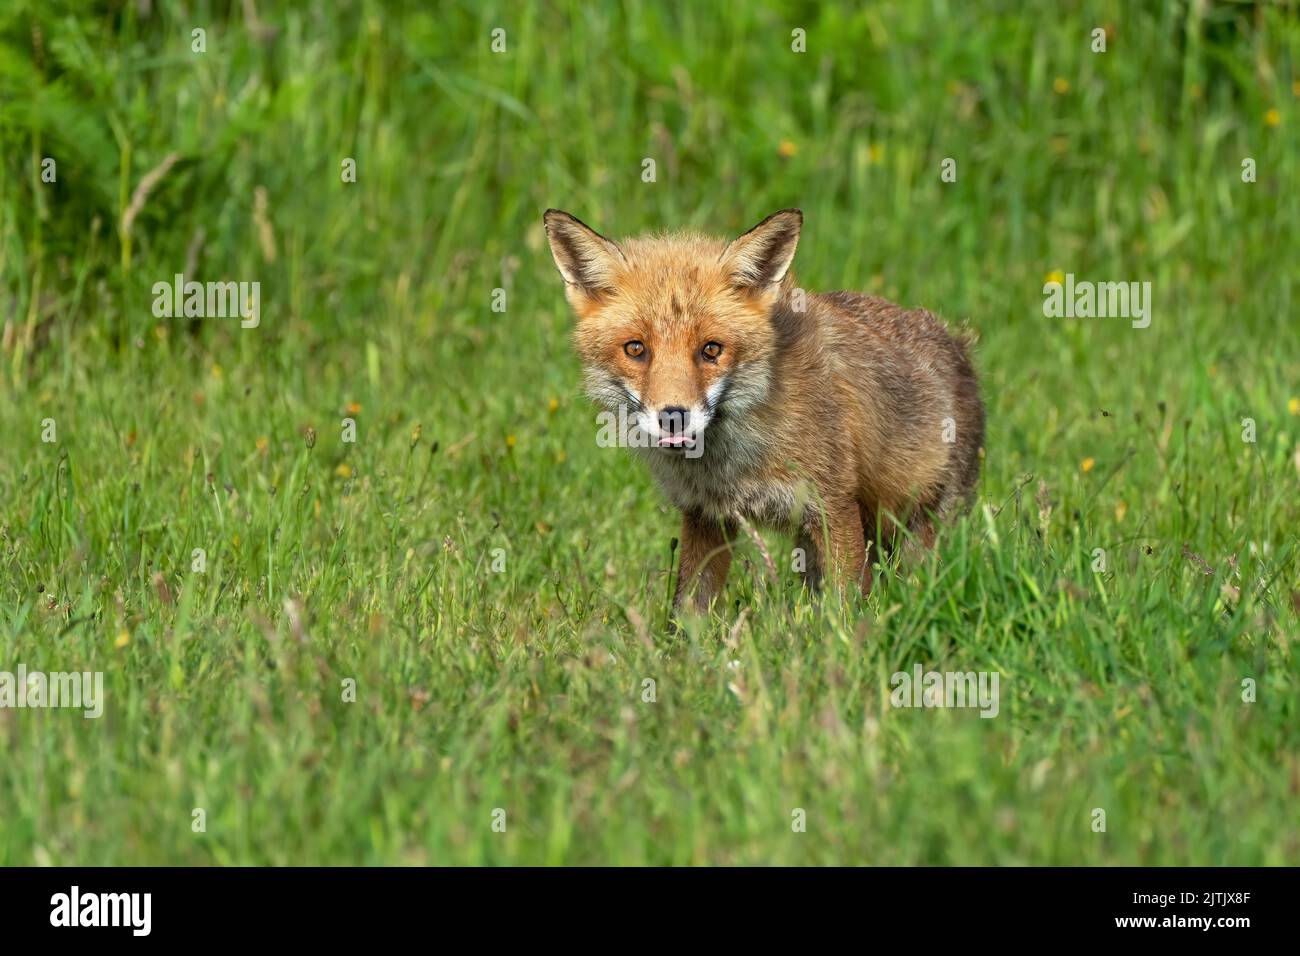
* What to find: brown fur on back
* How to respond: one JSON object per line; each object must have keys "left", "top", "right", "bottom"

{"left": 810, "top": 290, "right": 984, "bottom": 528}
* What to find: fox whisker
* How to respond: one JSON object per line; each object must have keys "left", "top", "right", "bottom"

{"left": 618, "top": 385, "right": 644, "bottom": 414}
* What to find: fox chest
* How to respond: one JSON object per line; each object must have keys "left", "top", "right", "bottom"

{"left": 638, "top": 448, "right": 804, "bottom": 529}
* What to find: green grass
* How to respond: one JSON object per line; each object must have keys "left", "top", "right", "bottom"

{"left": 1, "top": 0, "right": 1297, "bottom": 865}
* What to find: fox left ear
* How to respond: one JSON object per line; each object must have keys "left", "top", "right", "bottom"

{"left": 720, "top": 209, "right": 802, "bottom": 289}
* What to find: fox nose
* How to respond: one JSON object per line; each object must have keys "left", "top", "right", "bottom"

{"left": 659, "top": 406, "right": 690, "bottom": 435}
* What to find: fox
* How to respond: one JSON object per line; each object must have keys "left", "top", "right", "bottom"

{"left": 543, "top": 207, "right": 984, "bottom": 615}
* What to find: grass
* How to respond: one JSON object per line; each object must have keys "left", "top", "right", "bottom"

{"left": 0, "top": 0, "right": 1297, "bottom": 865}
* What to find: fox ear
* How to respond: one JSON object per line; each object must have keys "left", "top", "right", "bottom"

{"left": 543, "top": 209, "right": 626, "bottom": 294}
{"left": 720, "top": 209, "right": 802, "bottom": 289}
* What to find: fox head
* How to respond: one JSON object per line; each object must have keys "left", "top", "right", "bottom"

{"left": 543, "top": 208, "right": 802, "bottom": 454}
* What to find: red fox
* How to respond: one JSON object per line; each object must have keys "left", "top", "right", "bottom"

{"left": 544, "top": 208, "right": 984, "bottom": 613}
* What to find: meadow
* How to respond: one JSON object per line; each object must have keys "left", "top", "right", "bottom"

{"left": 0, "top": 0, "right": 1297, "bottom": 865}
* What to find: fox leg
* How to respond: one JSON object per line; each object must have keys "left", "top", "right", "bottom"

{"left": 673, "top": 511, "right": 734, "bottom": 614}
{"left": 857, "top": 502, "right": 878, "bottom": 595}
{"left": 801, "top": 499, "right": 869, "bottom": 597}
{"left": 794, "top": 526, "right": 822, "bottom": 591}
{"left": 897, "top": 498, "right": 943, "bottom": 566}
{"left": 827, "top": 500, "right": 869, "bottom": 596}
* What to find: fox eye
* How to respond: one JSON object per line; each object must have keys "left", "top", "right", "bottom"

{"left": 624, "top": 340, "right": 646, "bottom": 358}
{"left": 701, "top": 342, "right": 723, "bottom": 362}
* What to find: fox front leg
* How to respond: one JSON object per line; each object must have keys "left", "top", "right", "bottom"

{"left": 672, "top": 511, "right": 734, "bottom": 615}
{"left": 799, "top": 499, "right": 869, "bottom": 597}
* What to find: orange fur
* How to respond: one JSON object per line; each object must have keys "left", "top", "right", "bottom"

{"left": 544, "top": 209, "right": 985, "bottom": 614}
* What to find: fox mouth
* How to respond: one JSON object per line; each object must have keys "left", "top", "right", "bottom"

{"left": 657, "top": 434, "right": 696, "bottom": 449}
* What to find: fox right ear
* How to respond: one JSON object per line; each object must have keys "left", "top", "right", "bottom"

{"left": 543, "top": 209, "right": 626, "bottom": 294}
